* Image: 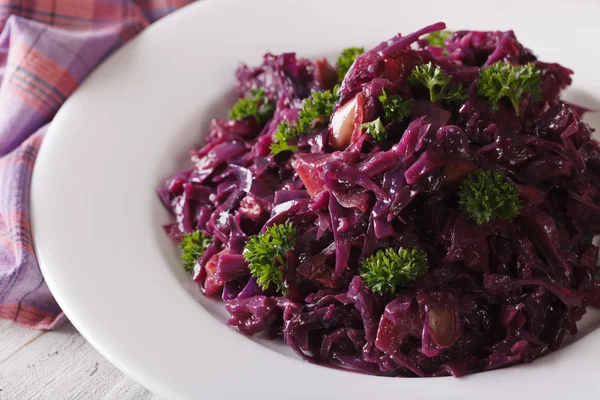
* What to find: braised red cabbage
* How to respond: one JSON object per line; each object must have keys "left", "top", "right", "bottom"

{"left": 159, "top": 22, "right": 600, "bottom": 377}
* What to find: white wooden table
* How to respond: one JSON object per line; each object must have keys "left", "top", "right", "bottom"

{"left": 0, "top": 319, "right": 160, "bottom": 399}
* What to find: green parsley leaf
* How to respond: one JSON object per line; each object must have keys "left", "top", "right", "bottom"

{"left": 458, "top": 169, "right": 522, "bottom": 225}
{"left": 378, "top": 88, "right": 413, "bottom": 122}
{"left": 361, "top": 117, "right": 386, "bottom": 141}
{"left": 477, "top": 62, "right": 542, "bottom": 116}
{"left": 360, "top": 247, "right": 429, "bottom": 295}
{"left": 270, "top": 122, "right": 298, "bottom": 156}
{"left": 270, "top": 87, "right": 340, "bottom": 155}
{"left": 296, "top": 86, "right": 340, "bottom": 133}
{"left": 337, "top": 47, "right": 364, "bottom": 82}
{"left": 426, "top": 30, "right": 451, "bottom": 55}
{"left": 229, "top": 88, "right": 275, "bottom": 122}
{"left": 243, "top": 222, "right": 297, "bottom": 294}
{"left": 180, "top": 230, "right": 212, "bottom": 273}
{"left": 409, "top": 62, "right": 467, "bottom": 104}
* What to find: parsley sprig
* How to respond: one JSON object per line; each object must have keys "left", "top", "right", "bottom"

{"left": 409, "top": 62, "right": 467, "bottom": 104}
{"left": 243, "top": 222, "right": 297, "bottom": 294}
{"left": 458, "top": 169, "right": 522, "bottom": 225}
{"left": 478, "top": 62, "right": 542, "bottom": 116}
{"left": 361, "top": 118, "right": 386, "bottom": 141}
{"left": 336, "top": 47, "right": 364, "bottom": 82}
{"left": 360, "top": 247, "right": 429, "bottom": 295}
{"left": 229, "top": 88, "right": 274, "bottom": 122}
{"left": 296, "top": 87, "right": 339, "bottom": 132}
{"left": 270, "top": 87, "right": 339, "bottom": 155}
{"left": 180, "top": 230, "right": 212, "bottom": 273}
{"left": 270, "top": 122, "right": 298, "bottom": 155}
{"left": 378, "top": 88, "right": 412, "bottom": 123}
{"left": 427, "top": 30, "right": 451, "bottom": 55}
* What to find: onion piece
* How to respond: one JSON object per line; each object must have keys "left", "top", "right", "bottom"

{"left": 330, "top": 97, "right": 358, "bottom": 150}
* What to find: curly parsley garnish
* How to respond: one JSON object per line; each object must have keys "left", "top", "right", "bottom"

{"left": 270, "top": 122, "right": 298, "bottom": 156}
{"left": 478, "top": 62, "right": 542, "bottom": 116}
{"left": 296, "top": 86, "right": 340, "bottom": 133}
{"left": 229, "top": 88, "right": 274, "bottom": 122}
{"left": 427, "top": 30, "right": 451, "bottom": 55}
{"left": 378, "top": 88, "right": 412, "bottom": 123}
{"left": 409, "top": 62, "right": 467, "bottom": 104}
{"left": 270, "top": 86, "right": 339, "bottom": 155}
{"left": 180, "top": 230, "right": 212, "bottom": 273}
{"left": 458, "top": 169, "right": 522, "bottom": 225}
{"left": 360, "top": 247, "right": 429, "bottom": 295}
{"left": 336, "top": 47, "right": 364, "bottom": 82}
{"left": 243, "top": 222, "right": 297, "bottom": 294}
{"left": 361, "top": 117, "right": 386, "bottom": 141}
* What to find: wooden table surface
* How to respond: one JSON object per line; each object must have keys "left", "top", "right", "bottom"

{"left": 0, "top": 319, "right": 160, "bottom": 399}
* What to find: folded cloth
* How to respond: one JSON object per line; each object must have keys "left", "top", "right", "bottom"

{"left": 0, "top": 0, "right": 194, "bottom": 329}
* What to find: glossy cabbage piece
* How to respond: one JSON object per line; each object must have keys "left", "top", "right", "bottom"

{"left": 159, "top": 22, "right": 600, "bottom": 377}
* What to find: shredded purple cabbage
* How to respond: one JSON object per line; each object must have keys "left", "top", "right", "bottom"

{"left": 159, "top": 22, "right": 600, "bottom": 377}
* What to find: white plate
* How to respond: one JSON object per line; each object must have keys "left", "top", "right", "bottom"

{"left": 31, "top": 0, "right": 600, "bottom": 399}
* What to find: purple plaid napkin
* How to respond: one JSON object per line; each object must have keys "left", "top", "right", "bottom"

{"left": 0, "top": 0, "right": 194, "bottom": 329}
